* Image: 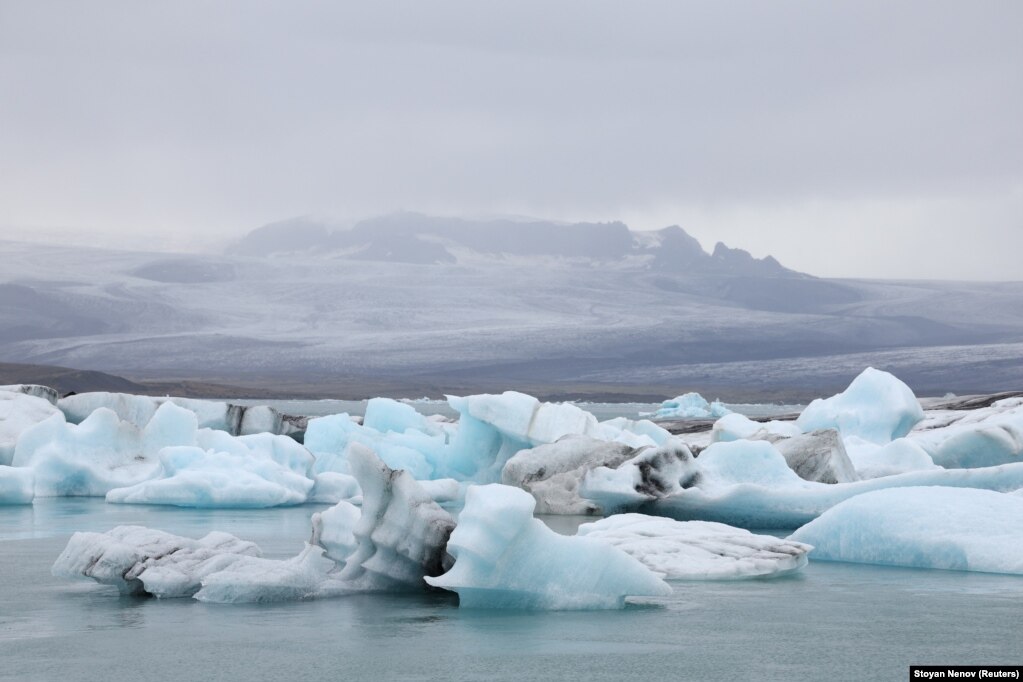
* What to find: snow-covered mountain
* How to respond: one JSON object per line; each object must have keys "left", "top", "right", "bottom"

{"left": 2, "top": 214, "right": 1023, "bottom": 399}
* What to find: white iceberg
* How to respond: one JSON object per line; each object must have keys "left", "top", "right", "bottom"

{"left": 789, "top": 487, "right": 1023, "bottom": 574}
{"left": 425, "top": 484, "right": 671, "bottom": 609}
{"left": 711, "top": 412, "right": 802, "bottom": 443}
{"left": 193, "top": 544, "right": 351, "bottom": 603}
{"left": 51, "top": 525, "right": 261, "bottom": 597}
{"left": 577, "top": 513, "right": 811, "bottom": 579}
{"left": 796, "top": 367, "right": 924, "bottom": 444}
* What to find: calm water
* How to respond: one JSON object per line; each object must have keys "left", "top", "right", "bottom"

{"left": 1, "top": 500, "right": 1021, "bottom": 682}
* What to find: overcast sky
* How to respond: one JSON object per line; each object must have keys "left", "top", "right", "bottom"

{"left": 1, "top": 1, "right": 1020, "bottom": 279}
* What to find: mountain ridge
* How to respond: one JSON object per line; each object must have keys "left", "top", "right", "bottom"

{"left": 226, "top": 212, "right": 800, "bottom": 278}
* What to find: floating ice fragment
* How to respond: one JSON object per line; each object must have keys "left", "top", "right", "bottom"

{"left": 425, "top": 484, "right": 671, "bottom": 609}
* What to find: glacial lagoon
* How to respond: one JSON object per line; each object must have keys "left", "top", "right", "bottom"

{"left": 2, "top": 498, "right": 1021, "bottom": 682}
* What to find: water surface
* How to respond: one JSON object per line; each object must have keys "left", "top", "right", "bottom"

{"left": 1, "top": 500, "right": 1020, "bottom": 681}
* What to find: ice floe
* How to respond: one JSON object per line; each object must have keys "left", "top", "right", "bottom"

{"left": 789, "top": 487, "right": 1023, "bottom": 574}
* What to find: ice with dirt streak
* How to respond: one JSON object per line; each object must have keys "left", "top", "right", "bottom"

{"left": 577, "top": 513, "right": 811, "bottom": 579}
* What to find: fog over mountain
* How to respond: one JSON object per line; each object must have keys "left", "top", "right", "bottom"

{"left": 2, "top": 213, "right": 1022, "bottom": 400}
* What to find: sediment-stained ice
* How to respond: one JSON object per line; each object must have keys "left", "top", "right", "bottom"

{"left": 772, "top": 429, "right": 859, "bottom": 484}
{"left": 577, "top": 514, "right": 811, "bottom": 579}
{"left": 51, "top": 525, "right": 261, "bottom": 597}
{"left": 582, "top": 438, "right": 1023, "bottom": 528}
{"left": 57, "top": 391, "right": 304, "bottom": 439}
{"left": 789, "top": 487, "right": 1023, "bottom": 574}
{"left": 579, "top": 439, "right": 697, "bottom": 512}
{"left": 796, "top": 367, "right": 924, "bottom": 444}
{"left": 337, "top": 444, "right": 456, "bottom": 590}
{"left": 426, "top": 484, "right": 671, "bottom": 609}
{"left": 501, "top": 435, "right": 639, "bottom": 514}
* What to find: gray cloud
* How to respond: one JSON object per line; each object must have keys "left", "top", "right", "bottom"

{"left": 0, "top": 1, "right": 1020, "bottom": 278}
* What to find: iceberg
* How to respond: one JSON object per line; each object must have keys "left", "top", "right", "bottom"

{"left": 193, "top": 544, "right": 351, "bottom": 603}
{"left": 578, "top": 439, "right": 697, "bottom": 512}
{"left": 336, "top": 444, "right": 456, "bottom": 590}
{"left": 500, "top": 435, "right": 639, "bottom": 514}
{"left": 911, "top": 397, "right": 1023, "bottom": 469}
{"left": 51, "top": 525, "right": 261, "bottom": 597}
{"left": 0, "top": 389, "right": 60, "bottom": 466}
{"left": 796, "top": 367, "right": 924, "bottom": 444}
{"left": 789, "top": 487, "right": 1023, "bottom": 574}
{"left": 12, "top": 408, "right": 161, "bottom": 497}
{"left": 843, "top": 436, "right": 939, "bottom": 479}
{"left": 310, "top": 500, "right": 361, "bottom": 564}
{"left": 425, "top": 484, "right": 672, "bottom": 609}
{"left": 646, "top": 392, "right": 731, "bottom": 420}
{"left": 577, "top": 514, "right": 811, "bottom": 579}
{"left": 585, "top": 439, "right": 1023, "bottom": 528}
{"left": 711, "top": 413, "right": 801, "bottom": 443}
{"left": 0, "top": 465, "right": 34, "bottom": 504}
{"left": 105, "top": 445, "right": 314, "bottom": 508}
{"left": 772, "top": 429, "right": 859, "bottom": 484}
{"left": 57, "top": 391, "right": 305, "bottom": 439}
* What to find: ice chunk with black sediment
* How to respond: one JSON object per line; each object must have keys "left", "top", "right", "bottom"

{"left": 796, "top": 367, "right": 923, "bottom": 444}
{"left": 336, "top": 444, "right": 456, "bottom": 590}
{"left": 500, "top": 435, "right": 639, "bottom": 514}
{"left": 51, "top": 525, "right": 261, "bottom": 597}
{"left": 789, "top": 487, "right": 1023, "bottom": 574}
{"left": 425, "top": 484, "right": 671, "bottom": 609}
{"left": 578, "top": 438, "right": 697, "bottom": 513}
{"left": 771, "top": 429, "right": 859, "bottom": 484}
{"left": 577, "top": 514, "right": 811, "bottom": 579}
{"left": 638, "top": 440, "right": 1023, "bottom": 529}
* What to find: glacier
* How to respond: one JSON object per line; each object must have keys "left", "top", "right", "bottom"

{"left": 425, "top": 484, "right": 672, "bottom": 609}
{"left": 789, "top": 487, "right": 1023, "bottom": 574}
